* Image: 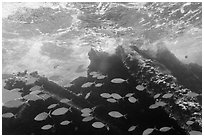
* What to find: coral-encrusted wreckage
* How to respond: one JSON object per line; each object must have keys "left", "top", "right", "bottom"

{"left": 2, "top": 47, "right": 202, "bottom": 135}
{"left": 2, "top": 2, "right": 202, "bottom": 135}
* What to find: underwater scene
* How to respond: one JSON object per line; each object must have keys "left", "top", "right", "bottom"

{"left": 2, "top": 2, "right": 202, "bottom": 135}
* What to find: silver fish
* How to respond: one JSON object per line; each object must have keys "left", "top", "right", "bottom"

{"left": 111, "top": 78, "right": 128, "bottom": 84}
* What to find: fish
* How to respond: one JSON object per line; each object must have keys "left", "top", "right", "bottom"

{"left": 47, "top": 104, "right": 58, "bottom": 109}
{"left": 10, "top": 88, "right": 21, "bottom": 92}
{"left": 30, "top": 85, "right": 41, "bottom": 91}
{"left": 128, "top": 97, "right": 138, "bottom": 103}
{"left": 111, "top": 78, "right": 128, "bottom": 84}
{"left": 89, "top": 71, "right": 98, "bottom": 76}
{"left": 41, "top": 124, "right": 53, "bottom": 130}
{"left": 85, "top": 92, "right": 91, "bottom": 99}
{"left": 159, "top": 127, "right": 172, "bottom": 132}
{"left": 153, "top": 93, "right": 161, "bottom": 99}
{"left": 2, "top": 112, "right": 15, "bottom": 118}
{"left": 106, "top": 98, "right": 118, "bottom": 103}
{"left": 38, "top": 94, "right": 51, "bottom": 101}
{"left": 108, "top": 111, "right": 127, "bottom": 118}
{"left": 189, "top": 130, "right": 202, "bottom": 135}
{"left": 64, "top": 83, "right": 73, "bottom": 87}
{"left": 128, "top": 125, "right": 138, "bottom": 132}
{"left": 100, "top": 93, "right": 111, "bottom": 98}
{"left": 81, "top": 113, "right": 92, "bottom": 117}
{"left": 23, "top": 94, "right": 42, "bottom": 101}
{"left": 81, "top": 107, "right": 96, "bottom": 114}
{"left": 136, "top": 85, "right": 145, "bottom": 91}
{"left": 162, "top": 93, "right": 173, "bottom": 99}
{"left": 30, "top": 90, "right": 42, "bottom": 95}
{"left": 26, "top": 77, "right": 38, "bottom": 85}
{"left": 51, "top": 107, "right": 71, "bottom": 116}
{"left": 97, "top": 75, "right": 107, "bottom": 80}
{"left": 92, "top": 122, "right": 105, "bottom": 128}
{"left": 60, "top": 120, "right": 72, "bottom": 125}
{"left": 186, "top": 121, "right": 194, "bottom": 125}
{"left": 111, "top": 93, "right": 123, "bottom": 100}
{"left": 60, "top": 98, "right": 72, "bottom": 103}
{"left": 186, "top": 92, "right": 200, "bottom": 98}
{"left": 4, "top": 100, "right": 25, "bottom": 108}
{"left": 82, "top": 116, "right": 94, "bottom": 122}
{"left": 81, "top": 82, "right": 95, "bottom": 88}
{"left": 92, "top": 73, "right": 101, "bottom": 78}
{"left": 155, "top": 101, "right": 167, "bottom": 107}
{"left": 34, "top": 112, "right": 49, "bottom": 121}
{"left": 142, "top": 128, "right": 156, "bottom": 135}
{"left": 95, "top": 83, "right": 103, "bottom": 87}
{"left": 125, "top": 93, "right": 135, "bottom": 98}
{"left": 149, "top": 104, "right": 159, "bottom": 109}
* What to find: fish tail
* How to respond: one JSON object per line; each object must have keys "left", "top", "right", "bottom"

{"left": 124, "top": 114, "right": 128, "bottom": 119}
{"left": 68, "top": 107, "right": 72, "bottom": 112}
{"left": 14, "top": 114, "right": 17, "bottom": 119}
{"left": 48, "top": 110, "right": 52, "bottom": 117}
{"left": 106, "top": 125, "right": 110, "bottom": 131}
{"left": 125, "top": 79, "right": 129, "bottom": 83}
